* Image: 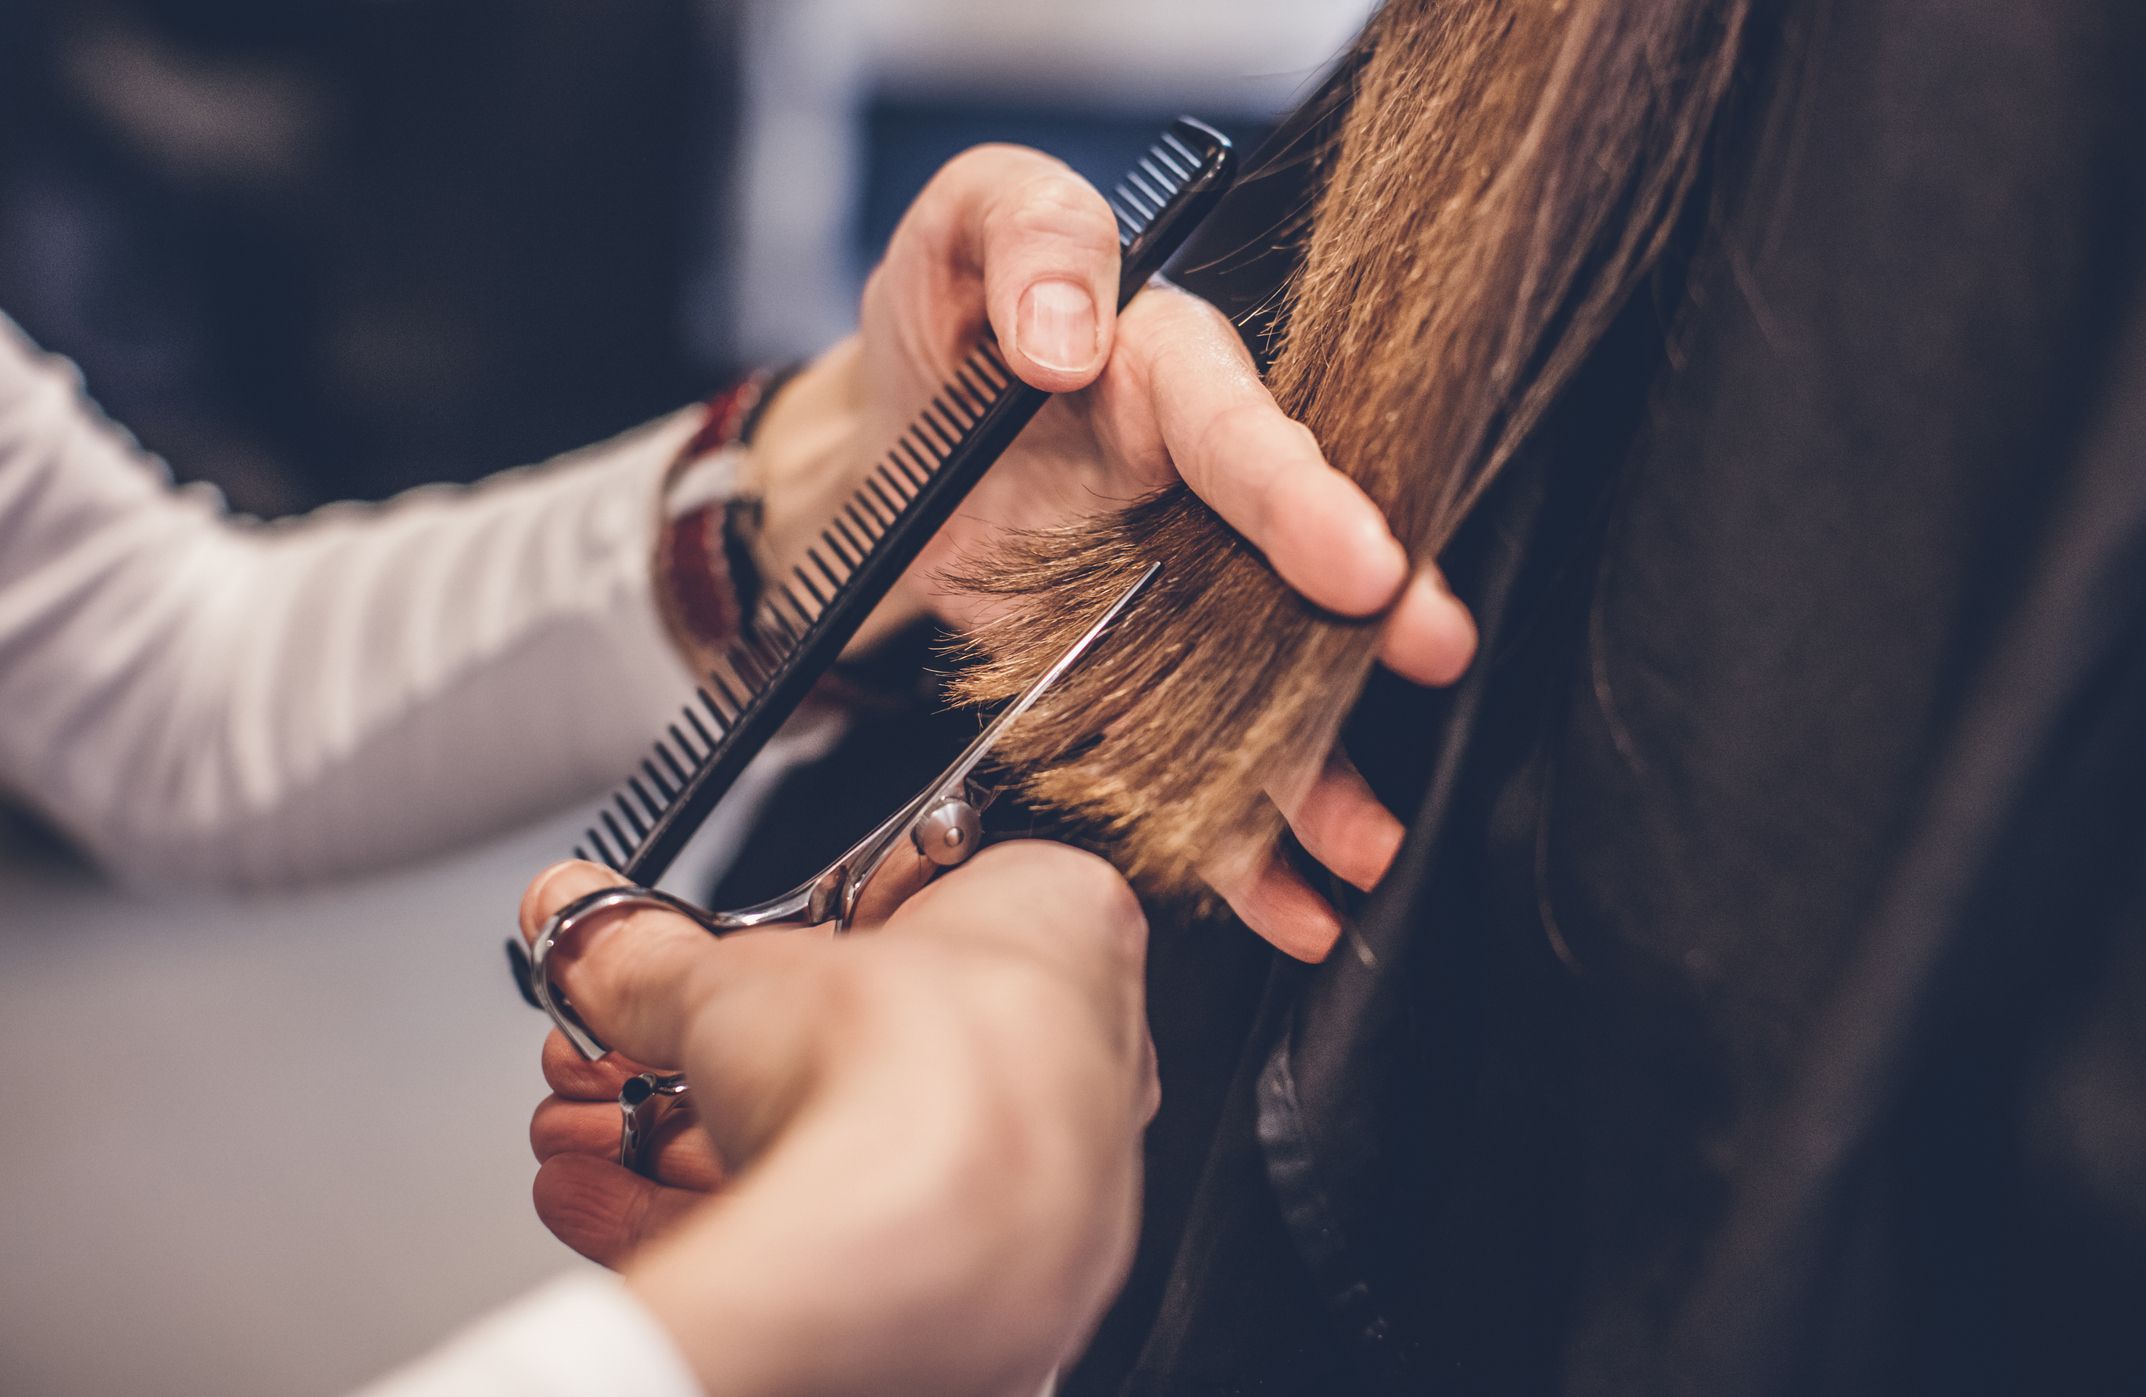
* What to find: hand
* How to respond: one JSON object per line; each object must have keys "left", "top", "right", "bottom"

{"left": 519, "top": 847, "right": 1153, "bottom": 1397}
{"left": 747, "top": 145, "right": 1478, "bottom": 960}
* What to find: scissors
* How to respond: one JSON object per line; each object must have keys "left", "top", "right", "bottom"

{"left": 516, "top": 562, "right": 1160, "bottom": 1176}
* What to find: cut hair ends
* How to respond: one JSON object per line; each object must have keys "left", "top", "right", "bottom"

{"left": 955, "top": 0, "right": 1753, "bottom": 898}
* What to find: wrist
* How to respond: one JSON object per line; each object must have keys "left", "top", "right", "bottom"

{"left": 754, "top": 339, "right": 940, "bottom": 653}
{"left": 622, "top": 1204, "right": 784, "bottom": 1397}
{"left": 618, "top": 1100, "right": 1065, "bottom": 1397}
{"left": 748, "top": 338, "right": 864, "bottom": 594}
{"left": 657, "top": 341, "right": 933, "bottom": 677}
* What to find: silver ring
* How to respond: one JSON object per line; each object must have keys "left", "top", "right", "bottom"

{"left": 620, "top": 1072, "right": 692, "bottom": 1174}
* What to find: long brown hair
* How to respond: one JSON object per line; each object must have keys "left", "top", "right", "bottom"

{"left": 956, "top": 0, "right": 1756, "bottom": 896}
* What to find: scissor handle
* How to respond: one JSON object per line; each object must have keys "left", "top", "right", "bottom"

{"left": 620, "top": 1071, "right": 691, "bottom": 1172}
{"left": 525, "top": 885, "right": 748, "bottom": 1060}
{"left": 513, "top": 563, "right": 1162, "bottom": 1176}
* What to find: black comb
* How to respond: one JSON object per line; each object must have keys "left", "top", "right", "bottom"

{"left": 582, "top": 118, "right": 1234, "bottom": 886}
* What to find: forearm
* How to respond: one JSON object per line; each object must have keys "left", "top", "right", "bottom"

{"left": 0, "top": 317, "right": 820, "bottom": 888}
{"left": 722, "top": 336, "right": 928, "bottom": 657}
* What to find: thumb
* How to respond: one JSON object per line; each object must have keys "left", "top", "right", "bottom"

{"left": 518, "top": 861, "right": 734, "bottom": 1071}
{"left": 878, "top": 144, "right": 1122, "bottom": 391}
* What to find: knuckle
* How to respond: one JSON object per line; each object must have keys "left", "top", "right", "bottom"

{"left": 1068, "top": 848, "right": 1143, "bottom": 927}
{"left": 986, "top": 173, "right": 1115, "bottom": 253}
{"left": 528, "top": 1098, "right": 591, "bottom": 1161}
{"left": 1122, "top": 281, "right": 1233, "bottom": 348}
{"left": 578, "top": 903, "right": 692, "bottom": 996}
{"left": 1006, "top": 842, "right": 1143, "bottom": 934}
{"left": 1194, "top": 399, "right": 1274, "bottom": 454}
{"left": 540, "top": 1032, "right": 613, "bottom": 1097}
{"left": 1189, "top": 402, "right": 1296, "bottom": 517}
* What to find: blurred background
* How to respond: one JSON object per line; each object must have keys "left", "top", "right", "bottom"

{"left": 0, "top": 2, "right": 1372, "bottom": 1393}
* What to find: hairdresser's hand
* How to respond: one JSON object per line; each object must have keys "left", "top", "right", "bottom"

{"left": 751, "top": 144, "right": 1477, "bottom": 958}
{"left": 518, "top": 846, "right": 1152, "bottom": 1396}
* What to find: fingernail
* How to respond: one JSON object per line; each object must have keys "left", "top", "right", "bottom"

{"left": 1419, "top": 572, "right": 1478, "bottom": 682}
{"left": 1016, "top": 279, "right": 1100, "bottom": 373}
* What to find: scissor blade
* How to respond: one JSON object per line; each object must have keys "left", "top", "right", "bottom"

{"left": 935, "top": 561, "right": 1161, "bottom": 798}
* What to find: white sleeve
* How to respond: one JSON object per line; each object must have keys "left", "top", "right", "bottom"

{"left": 0, "top": 313, "right": 744, "bottom": 888}
{"left": 351, "top": 1273, "right": 705, "bottom": 1397}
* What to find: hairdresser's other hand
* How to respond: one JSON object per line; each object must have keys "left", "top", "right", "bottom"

{"left": 517, "top": 848, "right": 1152, "bottom": 1396}
{"left": 753, "top": 143, "right": 1473, "bottom": 683}
{"left": 750, "top": 144, "right": 1477, "bottom": 959}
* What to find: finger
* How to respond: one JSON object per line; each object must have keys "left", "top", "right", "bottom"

{"left": 1137, "top": 1032, "right": 1162, "bottom": 1126}
{"left": 1275, "top": 754, "right": 1405, "bottom": 894}
{"left": 517, "top": 860, "right": 763, "bottom": 1071}
{"left": 519, "top": 858, "right": 628, "bottom": 944}
{"left": 1378, "top": 568, "right": 1478, "bottom": 687}
{"left": 540, "top": 1030, "right": 648, "bottom": 1101}
{"left": 887, "top": 145, "right": 1121, "bottom": 390}
{"left": 530, "top": 1095, "right": 725, "bottom": 1192}
{"left": 532, "top": 1154, "right": 702, "bottom": 1269}
{"left": 1109, "top": 286, "right": 1407, "bottom": 614}
{"left": 1209, "top": 850, "right": 1344, "bottom": 963}
{"left": 885, "top": 841, "right": 1148, "bottom": 1012}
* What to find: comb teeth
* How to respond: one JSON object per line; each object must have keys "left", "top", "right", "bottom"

{"left": 572, "top": 119, "right": 1232, "bottom": 883}
{"left": 1108, "top": 132, "right": 1196, "bottom": 246}
{"left": 574, "top": 339, "right": 1033, "bottom": 871}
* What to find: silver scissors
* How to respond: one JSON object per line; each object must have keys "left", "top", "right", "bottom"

{"left": 521, "top": 563, "right": 1159, "bottom": 1177}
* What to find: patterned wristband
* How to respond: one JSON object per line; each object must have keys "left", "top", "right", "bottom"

{"left": 653, "top": 365, "right": 800, "bottom": 672}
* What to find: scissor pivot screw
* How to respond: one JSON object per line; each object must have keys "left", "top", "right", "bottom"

{"left": 914, "top": 798, "right": 983, "bottom": 867}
